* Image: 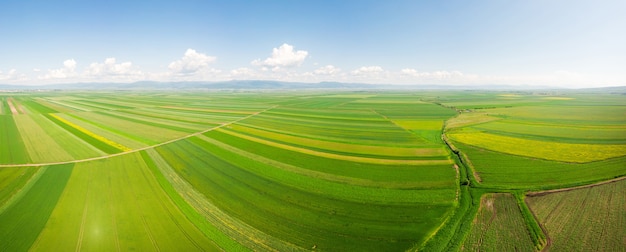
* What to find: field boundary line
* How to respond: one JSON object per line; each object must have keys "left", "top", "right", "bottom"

{"left": 7, "top": 97, "right": 19, "bottom": 115}
{"left": 145, "top": 149, "right": 302, "bottom": 252}
{"left": 526, "top": 176, "right": 626, "bottom": 197}
{"left": 523, "top": 197, "right": 551, "bottom": 251}
{"left": 75, "top": 169, "right": 92, "bottom": 252}
{"left": 0, "top": 105, "right": 277, "bottom": 168}
{"left": 217, "top": 127, "right": 452, "bottom": 165}
{"left": 0, "top": 166, "right": 47, "bottom": 214}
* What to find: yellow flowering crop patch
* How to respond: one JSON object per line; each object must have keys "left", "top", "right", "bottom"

{"left": 449, "top": 131, "right": 626, "bottom": 163}
{"left": 50, "top": 114, "right": 132, "bottom": 152}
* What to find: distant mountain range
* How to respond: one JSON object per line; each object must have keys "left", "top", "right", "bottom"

{"left": 0, "top": 80, "right": 624, "bottom": 92}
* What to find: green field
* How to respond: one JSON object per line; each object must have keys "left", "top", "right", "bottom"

{"left": 461, "top": 193, "right": 535, "bottom": 252}
{"left": 0, "top": 90, "right": 624, "bottom": 251}
{"left": 527, "top": 179, "right": 626, "bottom": 251}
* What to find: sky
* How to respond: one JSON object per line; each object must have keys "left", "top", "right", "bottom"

{"left": 0, "top": 0, "right": 624, "bottom": 87}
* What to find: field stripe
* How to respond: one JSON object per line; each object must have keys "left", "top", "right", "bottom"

{"left": 227, "top": 123, "right": 448, "bottom": 158}
{"left": 449, "top": 131, "right": 626, "bottom": 163}
{"left": 6, "top": 98, "right": 19, "bottom": 115}
{"left": 0, "top": 105, "right": 276, "bottom": 168}
{"left": 216, "top": 127, "right": 452, "bottom": 165}
{"left": 160, "top": 106, "right": 254, "bottom": 115}
{"left": 146, "top": 148, "right": 301, "bottom": 251}
{"left": 0, "top": 166, "right": 45, "bottom": 215}
{"left": 0, "top": 164, "right": 73, "bottom": 252}
{"left": 47, "top": 114, "right": 132, "bottom": 153}
{"left": 0, "top": 115, "right": 31, "bottom": 164}
{"left": 195, "top": 134, "right": 451, "bottom": 190}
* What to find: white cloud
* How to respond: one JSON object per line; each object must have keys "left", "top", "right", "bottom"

{"left": 230, "top": 67, "right": 256, "bottom": 78}
{"left": 168, "top": 49, "right": 217, "bottom": 75}
{"left": 252, "top": 43, "right": 308, "bottom": 70}
{"left": 41, "top": 59, "right": 77, "bottom": 79}
{"left": 0, "top": 69, "right": 17, "bottom": 80}
{"left": 351, "top": 66, "right": 384, "bottom": 75}
{"left": 314, "top": 65, "right": 340, "bottom": 75}
{"left": 64, "top": 59, "right": 76, "bottom": 71}
{"left": 86, "top": 58, "right": 141, "bottom": 78}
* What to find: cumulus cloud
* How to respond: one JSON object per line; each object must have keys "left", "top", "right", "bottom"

{"left": 252, "top": 44, "right": 308, "bottom": 70}
{"left": 86, "top": 58, "right": 141, "bottom": 77}
{"left": 351, "top": 66, "right": 384, "bottom": 75}
{"left": 314, "top": 65, "right": 340, "bottom": 75}
{"left": 230, "top": 67, "right": 256, "bottom": 78}
{"left": 169, "top": 49, "right": 217, "bottom": 75}
{"left": 41, "top": 59, "right": 77, "bottom": 79}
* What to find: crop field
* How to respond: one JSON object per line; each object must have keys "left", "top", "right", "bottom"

{"left": 0, "top": 90, "right": 624, "bottom": 251}
{"left": 443, "top": 92, "right": 626, "bottom": 189}
{"left": 527, "top": 179, "right": 626, "bottom": 251}
{"left": 29, "top": 154, "right": 220, "bottom": 251}
{"left": 461, "top": 193, "right": 535, "bottom": 252}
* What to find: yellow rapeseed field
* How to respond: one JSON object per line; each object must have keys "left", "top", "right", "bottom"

{"left": 50, "top": 114, "right": 132, "bottom": 152}
{"left": 449, "top": 132, "right": 626, "bottom": 163}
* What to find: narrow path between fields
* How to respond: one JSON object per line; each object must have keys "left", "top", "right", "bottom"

{"left": 0, "top": 105, "right": 277, "bottom": 168}
{"left": 526, "top": 176, "right": 626, "bottom": 196}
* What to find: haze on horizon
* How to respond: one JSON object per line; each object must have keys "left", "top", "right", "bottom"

{"left": 0, "top": 0, "right": 624, "bottom": 88}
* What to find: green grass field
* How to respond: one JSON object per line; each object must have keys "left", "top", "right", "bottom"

{"left": 0, "top": 90, "right": 623, "bottom": 251}
{"left": 527, "top": 179, "right": 626, "bottom": 251}
{"left": 461, "top": 193, "right": 535, "bottom": 252}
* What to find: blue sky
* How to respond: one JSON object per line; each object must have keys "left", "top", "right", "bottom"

{"left": 0, "top": 0, "right": 624, "bottom": 87}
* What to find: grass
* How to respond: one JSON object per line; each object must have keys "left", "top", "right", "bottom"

{"left": 205, "top": 129, "right": 454, "bottom": 183}
{"left": 473, "top": 120, "right": 626, "bottom": 144}
{"left": 461, "top": 193, "right": 535, "bottom": 251}
{"left": 141, "top": 150, "right": 246, "bottom": 251}
{"left": 29, "top": 113, "right": 105, "bottom": 159}
{"left": 448, "top": 130, "right": 626, "bottom": 163}
{"left": 216, "top": 127, "right": 451, "bottom": 165}
{"left": 30, "top": 153, "right": 220, "bottom": 251}
{"left": 0, "top": 166, "right": 39, "bottom": 208}
{"left": 527, "top": 179, "right": 626, "bottom": 251}
{"left": 0, "top": 164, "right": 73, "bottom": 252}
{"left": 13, "top": 114, "right": 75, "bottom": 163}
{"left": 453, "top": 142, "right": 626, "bottom": 189}
{"left": 0, "top": 115, "right": 31, "bottom": 164}
{"left": 44, "top": 113, "right": 131, "bottom": 153}
{"left": 226, "top": 123, "right": 447, "bottom": 158}
{"left": 155, "top": 137, "right": 456, "bottom": 251}
{"left": 0, "top": 90, "right": 623, "bottom": 251}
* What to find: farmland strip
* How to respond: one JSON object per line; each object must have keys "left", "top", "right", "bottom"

{"left": 0, "top": 115, "right": 31, "bottom": 164}
{"left": 216, "top": 128, "right": 452, "bottom": 165}
{"left": 449, "top": 131, "right": 626, "bottom": 163}
{"left": 40, "top": 99, "right": 90, "bottom": 112}
{"left": 0, "top": 166, "right": 43, "bottom": 214}
{"left": 14, "top": 114, "right": 74, "bottom": 163}
{"left": 153, "top": 143, "right": 304, "bottom": 251}
{"left": 96, "top": 110, "right": 199, "bottom": 133}
{"left": 44, "top": 113, "right": 131, "bottom": 153}
{"left": 195, "top": 134, "right": 452, "bottom": 191}
{"left": 0, "top": 164, "right": 73, "bottom": 251}
{"left": 160, "top": 105, "right": 254, "bottom": 115}
{"left": 0, "top": 98, "right": 6, "bottom": 114}
{"left": 144, "top": 149, "right": 266, "bottom": 251}
{"left": 6, "top": 98, "right": 19, "bottom": 115}
{"left": 227, "top": 123, "right": 447, "bottom": 158}
{"left": 19, "top": 99, "right": 59, "bottom": 114}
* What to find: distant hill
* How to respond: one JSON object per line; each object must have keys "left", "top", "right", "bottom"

{"left": 0, "top": 80, "right": 623, "bottom": 91}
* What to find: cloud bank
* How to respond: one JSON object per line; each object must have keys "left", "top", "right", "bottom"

{"left": 169, "top": 49, "right": 217, "bottom": 75}
{"left": 252, "top": 43, "right": 308, "bottom": 71}
{"left": 3, "top": 44, "right": 623, "bottom": 88}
